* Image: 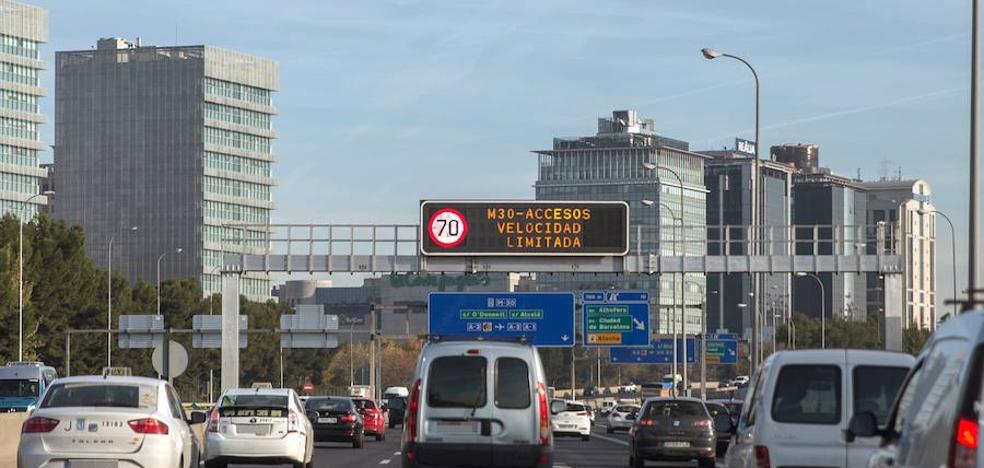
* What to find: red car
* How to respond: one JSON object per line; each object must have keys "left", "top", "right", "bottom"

{"left": 351, "top": 397, "right": 386, "bottom": 440}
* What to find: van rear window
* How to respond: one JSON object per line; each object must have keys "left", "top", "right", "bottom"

{"left": 853, "top": 366, "right": 909, "bottom": 426}
{"left": 428, "top": 356, "right": 487, "bottom": 408}
{"left": 495, "top": 358, "right": 530, "bottom": 409}
{"left": 771, "top": 365, "right": 841, "bottom": 425}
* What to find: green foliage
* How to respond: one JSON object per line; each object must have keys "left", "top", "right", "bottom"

{"left": 0, "top": 214, "right": 344, "bottom": 402}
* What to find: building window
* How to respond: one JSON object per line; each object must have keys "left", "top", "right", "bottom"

{"left": 0, "top": 34, "right": 39, "bottom": 59}
{"left": 0, "top": 117, "right": 38, "bottom": 140}
{"left": 204, "top": 127, "right": 271, "bottom": 153}
{"left": 204, "top": 102, "right": 272, "bottom": 129}
{"left": 203, "top": 78, "right": 272, "bottom": 106}
{"left": 0, "top": 62, "right": 38, "bottom": 86}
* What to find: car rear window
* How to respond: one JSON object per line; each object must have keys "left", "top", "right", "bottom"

{"left": 772, "top": 365, "right": 841, "bottom": 425}
{"left": 614, "top": 405, "right": 636, "bottom": 413}
{"left": 643, "top": 401, "right": 706, "bottom": 418}
{"left": 352, "top": 399, "right": 376, "bottom": 410}
{"left": 495, "top": 357, "right": 530, "bottom": 409}
{"left": 387, "top": 397, "right": 406, "bottom": 409}
{"left": 218, "top": 393, "right": 289, "bottom": 417}
{"left": 427, "top": 356, "right": 487, "bottom": 408}
{"left": 306, "top": 398, "right": 351, "bottom": 412}
{"left": 853, "top": 365, "right": 909, "bottom": 427}
{"left": 41, "top": 383, "right": 156, "bottom": 409}
{"left": 564, "top": 402, "right": 586, "bottom": 412}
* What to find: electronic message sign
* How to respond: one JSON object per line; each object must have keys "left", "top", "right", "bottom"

{"left": 419, "top": 200, "right": 629, "bottom": 256}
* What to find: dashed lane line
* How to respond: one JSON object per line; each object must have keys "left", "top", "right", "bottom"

{"left": 379, "top": 459, "right": 392, "bottom": 465}
{"left": 590, "top": 433, "right": 630, "bottom": 447}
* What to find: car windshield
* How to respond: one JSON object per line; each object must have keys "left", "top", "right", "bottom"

{"left": 643, "top": 401, "right": 706, "bottom": 418}
{"left": 41, "top": 383, "right": 156, "bottom": 409}
{"left": 0, "top": 379, "right": 39, "bottom": 398}
{"left": 306, "top": 398, "right": 352, "bottom": 412}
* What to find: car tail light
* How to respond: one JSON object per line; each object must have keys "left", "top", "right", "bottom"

{"left": 638, "top": 418, "right": 656, "bottom": 427}
{"left": 693, "top": 419, "right": 711, "bottom": 429}
{"left": 22, "top": 417, "right": 59, "bottom": 433}
{"left": 341, "top": 413, "right": 358, "bottom": 423}
{"left": 128, "top": 418, "right": 169, "bottom": 435}
{"left": 754, "top": 445, "right": 771, "bottom": 468}
{"left": 951, "top": 417, "right": 978, "bottom": 468}
{"left": 576, "top": 412, "right": 589, "bottom": 417}
{"left": 288, "top": 410, "right": 300, "bottom": 433}
{"left": 537, "top": 382, "right": 550, "bottom": 446}
{"left": 206, "top": 409, "right": 220, "bottom": 433}
{"left": 406, "top": 379, "right": 421, "bottom": 444}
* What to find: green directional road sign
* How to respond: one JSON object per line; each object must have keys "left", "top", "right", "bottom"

{"left": 582, "top": 291, "right": 650, "bottom": 347}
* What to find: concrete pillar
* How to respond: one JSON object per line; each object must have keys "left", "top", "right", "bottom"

{"left": 883, "top": 274, "right": 903, "bottom": 352}
{"left": 221, "top": 272, "right": 240, "bottom": 392}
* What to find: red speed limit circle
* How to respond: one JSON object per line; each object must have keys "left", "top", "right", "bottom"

{"left": 428, "top": 208, "right": 468, "bottom": 248}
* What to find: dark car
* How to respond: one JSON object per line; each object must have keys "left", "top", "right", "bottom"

{"left": 305, "top": 396, "right": 365, "bottom": 448}
{"left": 628, "top": 398, "right": 718, "bottom": 468}
{"left": 703, "top": 401, "right": 734, "bottom": 457}
{"left": 385, "top": 396, "right": 406, "bottom": 428}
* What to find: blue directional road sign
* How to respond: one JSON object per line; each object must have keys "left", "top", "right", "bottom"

{"left": 428, "top": 292, "right": 576, "bottom": 347}
{"left": 609, "top": 338, "right": 696, "bottom": 364}
{"left": 582, "top": 291, "right": 650, "bottom": 347}
{"left": 705, "top": 336, "right": 738, "bottom": 364}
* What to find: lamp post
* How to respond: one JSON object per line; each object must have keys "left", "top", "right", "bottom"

{"left": 686, "top": 280, "right": 707, "bottom": 399}
{"left": 919, "top": 208, "right": 957, "bottom": 318}
{"left": 642, "top": 160, "right": 688, "bottom": 396}
{"left": 796, "top": 272, "right": 826, "bottom": 348}
{"left": 18, "top": 190, "right": 54, "bottom": 361}
{"left": 642, "top": 198, "right": 683, "bottom": 396}
{"left": 157, "top": 247, "right": 182, "bottom": 381}
{"left": 107, "top": 226, "right": 138, "bottom": 367}
{"left": 702, "top": 47, "right": 762, "bottom": 371}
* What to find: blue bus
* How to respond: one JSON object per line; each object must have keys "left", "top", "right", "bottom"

{"left": 0, "top": 361, "right": 58, "bottom": 412}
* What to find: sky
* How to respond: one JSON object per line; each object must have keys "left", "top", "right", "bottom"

{"left": 33, "top": 0, "right": 973, "bottom": 313}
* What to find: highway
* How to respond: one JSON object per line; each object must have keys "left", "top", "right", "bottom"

{"left": 230, "top": 425, "right": 719, "bottom": 468}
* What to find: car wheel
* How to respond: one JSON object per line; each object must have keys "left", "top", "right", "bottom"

{"left": 581, "top": 433, "right": 590, "bottom": 441}
{"left": 353, "top": 435, "right": 364, "bottom": 449}
{"left": 606, "top": 425, "right": 614, "bottom": 434}
{"left": 389, "top": 420, "right": 396, "bottom": 428}
{"left": 377, "top": 431, "right": 385, "bottom": 441}
{"left": 698, "top": 457, "right": 715, "bottom": 468}
{"left": 632, "top": 452, "right": 644, "bottom": 468}
{"left": 204, "top": 460, "right": 226, "bottom": 468}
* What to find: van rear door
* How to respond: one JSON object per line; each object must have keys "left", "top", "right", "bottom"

{"left": 767, "top": 358, "right": 846, "bottom": 467}
{"left": 489, "top": 349, "right": 539, "bottom": 466}
{"left": 419, "top": 354, "right": 493, "bottom": 466}
{"left": 845, "top": 356, "right": 911, "bottom": 468}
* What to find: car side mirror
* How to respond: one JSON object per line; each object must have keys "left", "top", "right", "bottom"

{"left": 189, "top": 411, "right": 208, "bottom": 425}
{"left": 846, "top": 411, "right": 880, "bottom": 443}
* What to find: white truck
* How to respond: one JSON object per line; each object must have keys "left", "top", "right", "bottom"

{"left": 348, "top": 384, "right": 373, "bottom": 398}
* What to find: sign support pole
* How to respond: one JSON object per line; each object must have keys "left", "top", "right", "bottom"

{"left": 221, "top": 271, "right": 240, "bottom": 393}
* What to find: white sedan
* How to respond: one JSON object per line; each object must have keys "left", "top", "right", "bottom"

{"left": 204, "top": 387, "right": 313, "bottom": 468}
{"left": 605, "top": 404, "right": 640, "bottom": 433}
{"left": 550, "top": 400, "right": 591, "bottom": 441}
{"left": 17, "top": 374, "right": 206, "bottom": 468}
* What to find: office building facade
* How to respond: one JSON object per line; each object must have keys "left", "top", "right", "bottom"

{"left": 54, "top": 38, "right": 277, "bottom": 299}
{"left": 534, "top": 110, "right": 707, "bottom": 335}
{"left": 700, "top": 146, "right": 794, "bottom": 338}
{"left": 0, "top": 1, "right": 48, "bottom": 219}
{"left": 861, "top": 179, "right": 936, "bottom": 329}
{"left": 791, "top": 171, "right": 869, "bottom": 321}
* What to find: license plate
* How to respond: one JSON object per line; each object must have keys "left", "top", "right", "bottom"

{"left": 319, "top": 417, "right": 337, "bottom": 424}
{"left": 664, "top": 441, "right": 691, "bottom": 448}
{"left": 433, "top": 420, "right": 479, "bottom": 433}
{"left": 237, "top": 424, "right": 271, "bottom": 435}
{"left": 67, "top": 461, "right": 118, "bottom": 468}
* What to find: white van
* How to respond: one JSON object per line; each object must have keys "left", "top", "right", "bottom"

{"left": 400, "top": 340, "right": 553, "bottom": 468}
{"left": 724, "top": 349, "right": 914, "bottom": 468}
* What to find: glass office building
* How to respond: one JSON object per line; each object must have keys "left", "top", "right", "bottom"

{"left": 0, "top": 1, "right": 48, "bottom": 219}
{"left": 54, "top": 38, "right": 277, "bottom": 300}
{"left": 534, "top": 110, "right": 707, "bottom": 335}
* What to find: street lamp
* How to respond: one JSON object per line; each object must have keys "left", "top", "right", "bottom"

{"left": 702, "top": 47, "right": 762, "bottom": 371}
{"left": 641, "top": 197, "right": 685, "bottom": 397}
{"left": 796, "top": 272, "right": 826, "bottom": 348}
{"left": 107, "top": 225, "right": 138, "bottom": 367}
{"left": 642, "top": 161, "right": 688, "bottom": 397}
{"left": 919, "top": 208, "right": 957, "bottom": 318}
{"left": 18, "top": 190, "right": 54, "bottom": 361}
{"left": 157, "top": 247, "right": 182, "bottom": 382}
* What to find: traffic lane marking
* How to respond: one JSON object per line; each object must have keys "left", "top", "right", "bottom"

{"left": 379, "top": 460, "right": 391, "bottom": 464}
{"left": 590, "top": 432, "right": 630, "bottom": 446}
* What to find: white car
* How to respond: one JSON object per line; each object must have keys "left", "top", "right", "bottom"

{"left": 17, "top": 373, "right": 206, "bottom": 468}
{"left": 550, "top": 400, "right": 591, "bottom": 441}
{"left": 205, "top": 387, "right": 314, "bottom": 468}
{"left": 733, "top": 375, "right": 750, "bottom": 386}
{"left": 606, "top": 404, "right": 640, "bottom": 433}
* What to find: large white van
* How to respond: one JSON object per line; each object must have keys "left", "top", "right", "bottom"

{"left": 400, "top": 340, "right": 553, "bottom": 468}
{"left": 724, "top": 349, "right": 914, "bottom": 468}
